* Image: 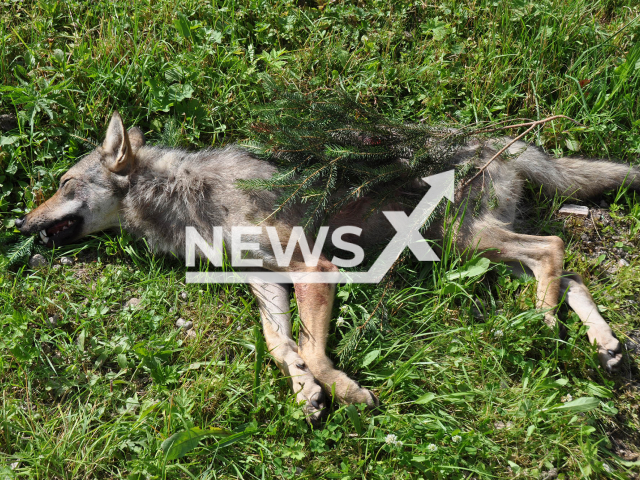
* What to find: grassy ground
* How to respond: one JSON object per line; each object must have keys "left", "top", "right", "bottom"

{"left": 1, "top": 0, "right": 640, "bottom": 478}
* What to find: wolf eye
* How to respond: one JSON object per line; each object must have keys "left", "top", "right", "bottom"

{"left": 59, "top": 178, "right": 71, "bottom": 189}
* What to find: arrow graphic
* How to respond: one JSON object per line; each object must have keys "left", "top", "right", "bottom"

{"left": 187, "top": 169, "right": 454, "bottom": 284}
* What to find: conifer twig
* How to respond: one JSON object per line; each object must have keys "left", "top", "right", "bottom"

{"left": 459, "top": 115, "right": 578, "bottom": 190}
{"left": 473, "top": 115, "right": 581, "bottom": 135}
{"left": 69, "top": 133, "right": 98, "bottom": 146}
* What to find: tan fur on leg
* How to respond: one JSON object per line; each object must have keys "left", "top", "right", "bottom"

{"left": 467, "top": 220, "right": 564, "bottom": 325}
{"left": 560, "top": 272, "right": 622, "bottom": 371}
{"left": 250, "top": 279, "right": 326, "bottom": 425}
{"left": 291, "top": 258, "right": 378, "bottom": 407}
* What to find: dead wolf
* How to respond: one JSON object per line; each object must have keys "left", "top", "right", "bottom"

{"left": 15, "top": 112, "right": 639, "bottom": 424}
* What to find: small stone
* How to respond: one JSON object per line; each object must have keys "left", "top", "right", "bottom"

{"left": 47, "top": 314, "right": 58, "bottom": 327}
{"left": 28, "top": 254, "right": 48, "bottom": 268}
{"left": 60, "top": 256, "right": 74, "bottom": 266}
{"left": 185, "top": 328, "right": 197, "bottom": 339}
{"left": 618, "top": 258, "right": 630, "bottom": 268}
{"left": 0, "top": 113, "right": 18, "bottom": 131}
{"left": 180, "top": 291, "right": 188, "bottom": 300}
{"left": 125, "top": 297, "right": 141, "bottom": 309}
{"left": 53, "top": 264, "right": 61, "bottom": 270}
{"left": 169, "top": 307, "right": 177, "bottom": 314}
{"left": 542, "top": 467, "right": 558, "bottom": 480}
{"left": 581, "top": 234, "right": 589, "bottom": 241}
{"left": 558, "top": 204, "right": 589, "bottom": 216}
{"left": 54, "top": 290, "right": 60, "bottom": 295}
{"left": 176, "top": 318, "right": 193, "bottom": 329}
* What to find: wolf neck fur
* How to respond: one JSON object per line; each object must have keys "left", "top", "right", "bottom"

{"left": 117, "top": 144, "right": 276, "bottom": 257}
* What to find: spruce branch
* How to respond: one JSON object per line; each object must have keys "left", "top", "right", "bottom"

{"left": 240, "top": 81, "right": 470, "bottom": 229}
{"left": 3, "top": 235, "right": 35, "bottom": 267}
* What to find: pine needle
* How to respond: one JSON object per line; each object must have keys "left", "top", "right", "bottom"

{"left": 3, "top": 235, "right": 35, "bottom": 267}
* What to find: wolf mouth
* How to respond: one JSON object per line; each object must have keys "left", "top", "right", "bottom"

{"left": 38, "top": 216, "right": 82, "bottom": 246}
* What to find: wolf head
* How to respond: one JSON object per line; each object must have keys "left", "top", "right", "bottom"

{"left": 15, "top": 112, "right": 145, "bottom": 246}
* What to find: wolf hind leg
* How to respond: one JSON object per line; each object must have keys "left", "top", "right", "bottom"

{"left": 291, "top": 258, "right": 378, "bottom": 408}
{"left": 250, "top": 280, "right": 326, "bottom": 425}
{"left": 506, "top": 264, "right": 623, "bottom": 371}
{"left": 559, "top": 272, "right": 622, "bottom": 371}
{"left": 465, "top": 219, "right": 565, "bottom": 326}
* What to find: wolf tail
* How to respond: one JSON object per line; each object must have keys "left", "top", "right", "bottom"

{"left": 510, "top": 140, "right": 640, "bottom": 200}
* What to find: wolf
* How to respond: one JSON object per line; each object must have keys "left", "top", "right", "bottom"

{"left": 15, "top": 112, "right": 639, "bottom": 425}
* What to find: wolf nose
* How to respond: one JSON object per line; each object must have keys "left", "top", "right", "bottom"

{"left": 15, "top": 217, "right": 25, "bottom": 230}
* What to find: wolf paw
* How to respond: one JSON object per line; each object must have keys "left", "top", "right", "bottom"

{"left": 301, "top": 358, "right": 379, "bottom": 409}
{"left": 288, "top": 363, "right": 327, "bottom": 426}
{"left": 326, "top": 375, "right": 379, "bottom": 408}
{"left": 342, "top": 385, "right": 379, "bottom": 408}
{"left": 543, "top": 312, "right": 558, "bottom": 328}
{"left": 597, "top": 337, "right": 623, "bottom": 373}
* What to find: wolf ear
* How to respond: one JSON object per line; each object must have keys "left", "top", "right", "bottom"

{"left": 103, "top": 111, "right": 134, "bottom": 174}
{"left": 128, "top": 126, "right": 146, "bottom": 154}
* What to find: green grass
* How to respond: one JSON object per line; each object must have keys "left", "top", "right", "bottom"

{"left": 1, "top": 0, "right": 640, "bottom": 478}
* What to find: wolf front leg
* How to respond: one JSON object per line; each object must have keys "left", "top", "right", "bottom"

{"left": 291, "top": 257, "right": 379, "bottom": 408}
{"left": 560, "top": 272, "right": 622, "bottom": 371}
{"left": 249, "top": 280, "right": 326, "bottom": 426}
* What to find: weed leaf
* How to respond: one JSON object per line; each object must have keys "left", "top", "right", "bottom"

{"left": 345, "top": 405, "right": 364, "bottom": 435}
{"left": 415, "top": 392, "right": 436, "bottom": 404}
{"left": 545, "top": 397, "right": 600, "bottom": 413}
{"left": 161, "top": 427, "right": 230, "bottom": 461}
{"left": 361, "top": 349, "right": 380, "bottom": 367}
{"left": 446, "top": 257, "right": 491, "bottom": 281}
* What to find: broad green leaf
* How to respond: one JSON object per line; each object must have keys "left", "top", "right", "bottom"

{"left": 217, "top": 429, "right": 255, "bottom": 448}
{"left": 525, "top": 425, "right": 535, "bottom": 441}
{"left": 167, "top": 84, "right": 194, "bottom": 103}
{"left": 415, "top": 392, "right": 436, "bottom": 404}
{"left": 345, "top": 405, "right": 363, "bottom": 435}
{"left": 507, "top": 460, "right": 521, "bottom": 474}
{"left": 117, "top": 354, "right": 128, "bottom": 369}
{"left": 52, "top": 49, "right": 64, "bottom": 64}
{"left": 0, "top": 135, "right": 19, "bottom": 146}
{"left": 446, "top": 257, "right": 491, "bottom": 281}
{"left": 361, "top": 349, "right": 380, "bottom": 367}
{"left": 565, "top": 138, "right": 580, "bottom": 152}
{"left": 546, "top": 397, "right": 600, "bottom": 413}
{"left": 161, "top": 427, "right": 229, "bottom": 461}
{"left": 584, "top": 383, "right": 612, "bottom": 399}
{"left": 6, "top": 161, "right": 18, "bottom": 176}
{"left": 174, "top": 12, "right": 193, "bottom": 42}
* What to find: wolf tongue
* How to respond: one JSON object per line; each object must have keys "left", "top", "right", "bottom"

{"left": 48, "top": 220, "right": 67, "bottom": 235}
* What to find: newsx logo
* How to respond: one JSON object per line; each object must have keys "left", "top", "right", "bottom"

{"left": 185, "top": 170, "right": 454, "bottom": 284}
{"left": 186, "top": 224, "right": 365, "bottom": 269}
